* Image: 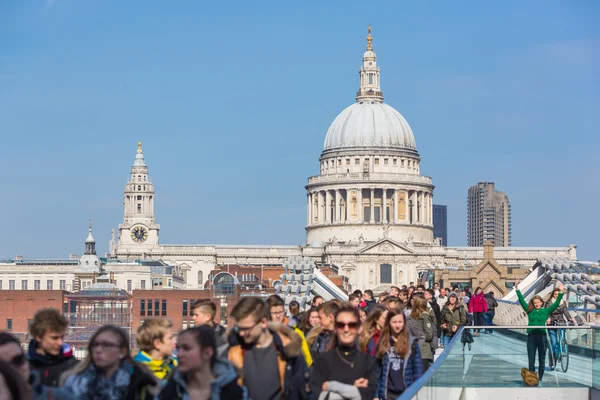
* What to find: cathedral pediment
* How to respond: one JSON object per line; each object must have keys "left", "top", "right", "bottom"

{"left": 356, "top": 238, "right": 414, "bottom": 255}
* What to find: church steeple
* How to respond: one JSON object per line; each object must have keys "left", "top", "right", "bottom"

{"left": 84, "top": 219, "right": 96, "bottom": 255}
{"left": 356, "top": 26, "right": 384, "bottom": 103}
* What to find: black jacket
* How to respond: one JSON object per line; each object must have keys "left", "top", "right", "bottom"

{"left": 428, "top": 298, "right": 441, "bottom": 326}
{"left": 27, "top": 340, "right": 78, "bottom": 387}
{"left": 126, "top": 364, "right": 159, "bottom": 400}
{"left": 311, "top": 347, "right": 377, "bottom": 400}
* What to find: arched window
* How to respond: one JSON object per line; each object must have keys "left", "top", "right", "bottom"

{"left": 138, "top": 186, "right": 141, "bottom": 191}
{"left": 138, "top": 175, "right": 141, "bottom": 181}
{"left": 380, "top": 264, "right": 392, "bottom": 284}
{"left": 198, "top": 271, "right": 204, "bottom": 286}
{"left": 213, "top": 273, "right": 236, "bottom": 296}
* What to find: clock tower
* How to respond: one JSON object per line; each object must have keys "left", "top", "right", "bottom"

{"left": 117, "top": 142, "right": 160, "bottom": 251}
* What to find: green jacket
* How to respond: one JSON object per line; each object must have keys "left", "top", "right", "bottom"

{"left": 417, "top": 312, "right": 435, "bottom": 360}
{"left": 516, "top": 290, "right": 563, "bottom": 334}
{"left": 440, "top": 305, "right": 466, "bottom": 337}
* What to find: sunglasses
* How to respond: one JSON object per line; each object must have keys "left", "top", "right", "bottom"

{"left": 10, "top": 354, "right": 26, "bottom": 367}
{"left": 335, "top": 321, "right": 360, "bottom": 330}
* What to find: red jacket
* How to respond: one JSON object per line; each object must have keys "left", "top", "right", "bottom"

{"left": 469, "top": 293, "right": 488, "bottom": 313}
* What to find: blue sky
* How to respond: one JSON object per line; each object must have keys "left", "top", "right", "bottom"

{"left": 0, "top": 1, "right": 598, "bottom": 261}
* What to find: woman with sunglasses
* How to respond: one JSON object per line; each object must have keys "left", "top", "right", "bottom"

{"left": 0, "top": 332, "right": 72, "bottom": 400}
{"left": 375, "top": 308, "right": 423, "bottom": 400}
{"left": 63, "top": 325, "right": 160, "bottom": 399}
{"left": 311, "top": 304, "right": 377, "bottom": 400}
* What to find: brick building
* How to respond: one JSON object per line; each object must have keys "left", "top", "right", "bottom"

{"left": 0, "top": 290, "right": 66, "bottom": 340}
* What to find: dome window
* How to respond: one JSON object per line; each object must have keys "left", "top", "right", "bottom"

{"left": 346, "top": 159, "right": 350, "bottom": 165}
{"left": 374, "top": 158, "right": 379, "bottom": 165}
{"left": 338, "top": 159, "right": 342, "bottom": 166}
{"left": 393, "top": 159, "right": 397, "bottom": 166}
{"left": 355, "top": 158, "right": 360, "bottom": 165}
{"left": 384, "top": 158, "right": 389, "bottom": 165}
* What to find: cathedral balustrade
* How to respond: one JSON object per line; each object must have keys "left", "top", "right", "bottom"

{"left": 306, "top": 172, "right": 432, "bottom": 186}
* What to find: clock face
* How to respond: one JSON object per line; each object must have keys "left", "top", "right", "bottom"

{"left": 130, "top": 226, "right": 148, "bottom": 243}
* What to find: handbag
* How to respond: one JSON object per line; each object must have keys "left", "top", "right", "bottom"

{"left": 461, "top": 328, "right": 474, "bottom": 351}
{"left": 521, "top": 367, "right": 539, "bottom": 386}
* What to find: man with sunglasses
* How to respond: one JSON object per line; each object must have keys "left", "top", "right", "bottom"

{"left": 223, "top": 296, "right": 310, "bottom": 400}
{"left": 0, "top": 332, "right": 73, "bottom": 399}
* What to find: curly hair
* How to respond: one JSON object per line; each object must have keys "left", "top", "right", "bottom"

{"left": 30, "top": 308, "right": 68, "bottom": 339}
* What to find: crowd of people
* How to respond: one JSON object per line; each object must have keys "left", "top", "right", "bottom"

{"left": 0, "top": 282, "right": 538, "bottom": 400}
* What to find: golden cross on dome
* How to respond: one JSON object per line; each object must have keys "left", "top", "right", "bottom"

{"left": 137, "top": 141, "right": 142, "bottom": 154}
{"left": 366, "top": 25, "right": 373, "bottom": 51}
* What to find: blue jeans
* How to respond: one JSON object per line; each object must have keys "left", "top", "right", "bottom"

{"left": 548, "top": 329, "right": 561, "bottom": 358}
{"left": 442, "top": 334, "right": 453, "bottom": 348}
{"left": 484, "top": 311, "right": 495, "bottom": 332}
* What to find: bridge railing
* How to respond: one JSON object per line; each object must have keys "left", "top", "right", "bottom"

{"left": 399, "top": 325, "right": 599, "bottom": 399}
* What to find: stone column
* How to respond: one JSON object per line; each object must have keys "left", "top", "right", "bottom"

{"left": 358, "top": 189, "right": 363, "bottom": 222}
{"left": 306, "top": 194, "right": 310, "bottom": 225}
{"left": 325, "top": 190, "right": 331, "bottom": 223}
{"left": 345, "top": 190, "right": 351, "bottom": 222}
{"left": 383, "top": 188, "right": 388, "bottom": 223}
{"left": 392, "top": 189, "right": 397, "bottom": 222}
{"left": 317, "top": 191, "right": 322, "bottom": 223}
{"left": 411, "top": 191, "right": 417, "bottom": 224}
{"left": 370, "top": 188, "right": 375, "bottom": 223}
{"left": 335, "top": 190, "right": 340, "bottom": 223}
{"left": 420, "top": 191, "right": 425, "bottom": 224}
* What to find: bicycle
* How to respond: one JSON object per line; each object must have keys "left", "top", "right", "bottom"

{"left": 551, "top": 321, "right": 574, "bottom": 373}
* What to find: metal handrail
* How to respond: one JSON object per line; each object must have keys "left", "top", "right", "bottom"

{"left": 398, "top": 325, "right": 466, "bottom": 400}
{"left": 398, "top": 324, "right": 598, "bottom": 399}
{"left": 462, "top": 325, "right": 591, "bottom": 329}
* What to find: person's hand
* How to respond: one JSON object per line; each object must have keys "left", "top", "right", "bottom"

{"left": 322, "top": 381, "right": 329, "bottom": 391}
{"left": 441, "top": 323, "right": 448, "bottom": 329}
{"left": 546, "top": 318, "right": 551, "bottom": 325}
{"left": 557, "top": 281, "right": 564, "bottom": 291}
{"left": 452, "top": 325, "right": 458, "bottom": 333}
{"left": 515, "top": 278, "right": 521, "bottom": 289}
{"left": 353, "top": 378, "right": 369, "bottom": 388}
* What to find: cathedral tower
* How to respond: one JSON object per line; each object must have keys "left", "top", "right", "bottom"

{"left": 117, "top": 142, "right": 160, "bottom": 251}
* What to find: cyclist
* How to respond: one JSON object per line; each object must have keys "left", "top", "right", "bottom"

{"left": 545, "top": 288, "right": 577, "bottom": 370}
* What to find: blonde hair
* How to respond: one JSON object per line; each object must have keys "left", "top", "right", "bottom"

{"left": 305, "top": 324, "right": 323, "bottom": 347}
{"left": 136, "top": 318, "right": 173, "bottom": 353}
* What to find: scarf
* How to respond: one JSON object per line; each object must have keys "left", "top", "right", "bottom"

{"left": 65, "top": 359, "right": 133, "bottom": 400}
{"left": 134, "top": 351, "right": 177, "bottom": 380}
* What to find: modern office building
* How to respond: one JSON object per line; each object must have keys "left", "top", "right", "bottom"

{"left": 467, "top": 182, "right": 511, "bottom": 246}
{"left": 433, "top": 205, "right": 448, "bottom": 246}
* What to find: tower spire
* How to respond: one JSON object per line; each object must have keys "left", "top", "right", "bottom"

{"left": 356, "top": 26, "right": 383, "bottom": 103}
{"left": 85, "top": 219, "right": 96, "bottom": 254}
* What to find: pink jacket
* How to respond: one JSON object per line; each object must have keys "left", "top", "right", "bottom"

{"left": 469, "top": 293, "right": 488, "bottom": 313}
